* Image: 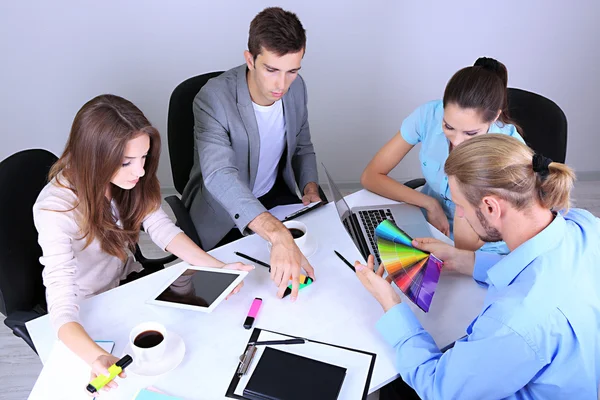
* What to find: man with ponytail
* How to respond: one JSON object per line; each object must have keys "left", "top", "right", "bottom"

{"left": 355, "top": 135, "right": 600, "bottom": 399}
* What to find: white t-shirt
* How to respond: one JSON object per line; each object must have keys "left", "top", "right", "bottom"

{"left": 252, "top": 99, "right": 286, "bottom": 198}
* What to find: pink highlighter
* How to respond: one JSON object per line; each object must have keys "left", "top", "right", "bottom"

{"left": 243, "top": 298, "right": 262, "bottom": 329}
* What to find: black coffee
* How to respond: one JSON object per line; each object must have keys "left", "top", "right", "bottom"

{"left": 289, "top": 228, "right": 305, "bottom": 239}
{"left": 134, "top": 330, "right": 164, "bottom": 348}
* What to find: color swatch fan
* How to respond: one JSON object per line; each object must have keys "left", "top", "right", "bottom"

{"left": 375, "top": 220, "right": 443, "bottom": 312}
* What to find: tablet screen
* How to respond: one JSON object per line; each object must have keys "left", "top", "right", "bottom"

{"left": 155, "top": 269, "right": 239, "bottom": 308}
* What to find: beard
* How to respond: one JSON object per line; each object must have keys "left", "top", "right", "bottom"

{"left": 474, "top": 208, "right": 503, "bottom": 242}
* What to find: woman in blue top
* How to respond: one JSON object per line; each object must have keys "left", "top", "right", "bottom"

{"left": 361, "top": 57, "right": 524, "bottom": 254}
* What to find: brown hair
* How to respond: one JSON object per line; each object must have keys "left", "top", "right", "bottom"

{"left": 49, "top": 94, "right": 162, "bottom": 260}
{"left": 248, "top": 7, "right": 306, "bottom": 60}
{"left": 443, "top": 57, "right": 520, "bottom": 132}
{"left": 445, "top": 135, "right": 575, "bottom": 211}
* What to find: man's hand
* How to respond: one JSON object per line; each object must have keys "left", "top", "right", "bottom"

{"left": 412, "top": 238, "right": 475, "bottom": 276}
{"left": 354, "top": 255, "right": 401, "bottom": 312}
{"left": 270, "top": 235, "right": 315, "bottom": 301}
{"left": 302, "top": 182, "right": 321, "bottom": 205}
{"left": 248, "top": 212, "right": 316, "bottom": 300}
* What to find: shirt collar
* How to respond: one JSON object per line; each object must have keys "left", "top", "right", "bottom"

{"left": 487, "top": 212, "right": 566, "bottom": 288}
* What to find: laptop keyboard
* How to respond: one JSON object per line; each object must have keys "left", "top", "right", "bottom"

{"left": 358, "top": 209, "right": 396, "bottom": 263}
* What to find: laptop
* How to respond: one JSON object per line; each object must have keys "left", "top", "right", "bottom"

{"left": 323, "top": 164, "right": 432, "bottom": 266}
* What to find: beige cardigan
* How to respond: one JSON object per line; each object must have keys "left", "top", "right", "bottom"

{"left": 33, "top": 177, "right": 182, "bottom": 331}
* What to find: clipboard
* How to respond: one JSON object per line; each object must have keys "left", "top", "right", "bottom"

{"left": 225, "top": 328, "right": 376, "bottom": 400}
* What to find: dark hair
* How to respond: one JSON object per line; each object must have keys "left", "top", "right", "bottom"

{"left": 49, "top": 94, "right": 162, "bottom": 260}
{"left": 443, "top": 57, "right": 519, "bottom": 131}
{"left": 248, "top": 7, "right": 306, "bottom": 60}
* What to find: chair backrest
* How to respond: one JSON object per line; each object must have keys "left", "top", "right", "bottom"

{"left": 507, "top": 88, "right": 568, "bottom": 163}
{"left": 0, "top": 149, "right": 58, "bottom": 317}
{"left": 167, "top": 71, "right": 224, "bottom": 194}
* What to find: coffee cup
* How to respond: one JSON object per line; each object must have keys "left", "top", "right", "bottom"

{"left": 129, "top": 321, "right": 167, "bottom": 364}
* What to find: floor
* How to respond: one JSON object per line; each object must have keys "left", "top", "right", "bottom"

{"left": 1, "top": 181, "right": 598, "bottom": 400}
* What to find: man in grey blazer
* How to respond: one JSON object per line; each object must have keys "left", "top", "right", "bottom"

{"left": 181, "top": 7, "right": 321, "bottom": 300}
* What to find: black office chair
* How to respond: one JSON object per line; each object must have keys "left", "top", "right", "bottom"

{"left": 507, "top": 87, "right": 567, "bottom": 163}
{"left": 164, "top": 72, "right": 224, "bottom": 248}
{"left": 0, "top": 149, "right": 174, "bottom": 352}
{"left": 0, "top": 149, "right": 57, "bottom": 352}
{"left": 403, "top": 88, "right": 568, "bottom": 190}
{"left": 165, "top": 71, "right": 329, "bottom": 248}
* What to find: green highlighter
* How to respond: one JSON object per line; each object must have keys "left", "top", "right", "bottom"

{"left": 283, "top": 274, "right": 314, "bottom": 298}
{"left": 86, "top": 355, "right": 133, "bottom": 394}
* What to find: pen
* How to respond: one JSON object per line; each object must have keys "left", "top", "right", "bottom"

{"left": 244, "top": 298, "right": 263, "bottom": 329}
{"left": 86, "top": 355, "right": 133, "bottom": 394}
{"left": 334, "top": 250, "right": 356, "bottom": 272}
{"left": 235, "top": 252, "right": 271, "bottom": 271}
{"left": 283, "top": 201, "right": 325, "bottom": 221}
{"left": 249, "top": 338, "right": 306, "bottom": 346}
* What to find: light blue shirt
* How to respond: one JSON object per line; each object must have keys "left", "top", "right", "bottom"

{"left": 401, "top": 100, "right": 525, "bottom": 254}
{"left": 376, "top": 208, "right": 600, "bottom": 399}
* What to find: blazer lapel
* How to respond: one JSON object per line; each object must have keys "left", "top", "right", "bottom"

{"left": 236, "top": 65, "right": 260, "bottom": 188}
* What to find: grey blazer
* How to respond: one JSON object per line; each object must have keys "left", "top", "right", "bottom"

{"left": 181, "top": 64, "right": 319, "bottom": 250}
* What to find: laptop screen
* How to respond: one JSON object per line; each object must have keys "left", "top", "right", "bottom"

{"left": 321, "top": 164, "right": 367, "bottom": 252}
{"left": 322, "top": 164, "right": 352, "bottom": 223}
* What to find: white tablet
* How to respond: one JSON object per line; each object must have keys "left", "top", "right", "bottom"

{"left": 147, "top": 266, "right": 248, "bottom": 313}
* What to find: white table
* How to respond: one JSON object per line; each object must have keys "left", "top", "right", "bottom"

{"left": 27, "top": 190, "right": 487, "bottom": 399}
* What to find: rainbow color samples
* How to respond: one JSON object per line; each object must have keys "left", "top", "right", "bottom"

{"left": 375, "top": 220, "right": 443, "bottom": 312}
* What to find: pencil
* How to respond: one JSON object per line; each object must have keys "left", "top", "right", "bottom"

{"left": 235, "top": 252, "right": 271, "bottom": 270}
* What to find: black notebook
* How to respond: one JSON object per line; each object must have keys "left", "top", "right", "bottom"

{"left": 243, "top": 347, "right": 347, "bottom": 400}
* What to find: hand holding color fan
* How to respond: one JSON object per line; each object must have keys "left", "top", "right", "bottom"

{"left": 375, "top": 220, "right": 443, "bottom": 312}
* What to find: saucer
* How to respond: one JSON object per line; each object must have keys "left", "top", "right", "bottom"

{"left": 125, "top": 331, "right": 185, "bottom": 377}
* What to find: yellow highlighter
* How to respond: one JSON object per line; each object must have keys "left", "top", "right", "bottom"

{"left": 86, "top": 355, "right": 133, "bottom": 394}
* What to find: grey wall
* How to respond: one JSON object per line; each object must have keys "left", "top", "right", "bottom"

{"left": 2, "top": 0, "right": 599, "bottom": 188}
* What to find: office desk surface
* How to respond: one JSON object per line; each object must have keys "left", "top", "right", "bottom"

{"left": 27, "top": 190, "right": 486, "bottom": 399}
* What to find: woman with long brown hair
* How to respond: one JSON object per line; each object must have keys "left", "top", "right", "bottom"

{"left": 33, "top": 94, "right": 252, "bottom": 392}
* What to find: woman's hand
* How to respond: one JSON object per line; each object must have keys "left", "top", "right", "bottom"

{"left": 425, "top": 199, "right": 450, "bottom": 237}
{"left": 222, "top": 262, "right": 255, "bottom": 299}
{"left": 88, "top": 354, "right": 125, "bottom": 396}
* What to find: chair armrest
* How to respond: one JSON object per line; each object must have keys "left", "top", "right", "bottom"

{"left": 134, "top": 245, "right": 177, "bottom": 269}
{"left": 404, "top": 178, "right": 426, "bottom": 190}
{"left": 165, "top": 195, "right": 202, "bottom": 247}
{"left": 4, "top": 311, "right": 44, "bottom": 353}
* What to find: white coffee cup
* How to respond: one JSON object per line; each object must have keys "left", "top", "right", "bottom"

{"left": 129, "top": 321, "right": 168, "bottom": 365}
{"left": 268, "top": 220, "right": 317, "bottom": 257}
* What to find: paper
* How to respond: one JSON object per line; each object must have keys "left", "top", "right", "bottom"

{"left": 268, "top": 202, "right": 321, "bottom": 221}
{"left": 28, "top": 340, "right": 115, "bottom": 400}
{"left": 233, "top": 331, "right": 373, "bottom": 400}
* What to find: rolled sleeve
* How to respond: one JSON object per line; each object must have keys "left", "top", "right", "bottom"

{"left": 142, "top": 207, "right": 183, "bottom": 251}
